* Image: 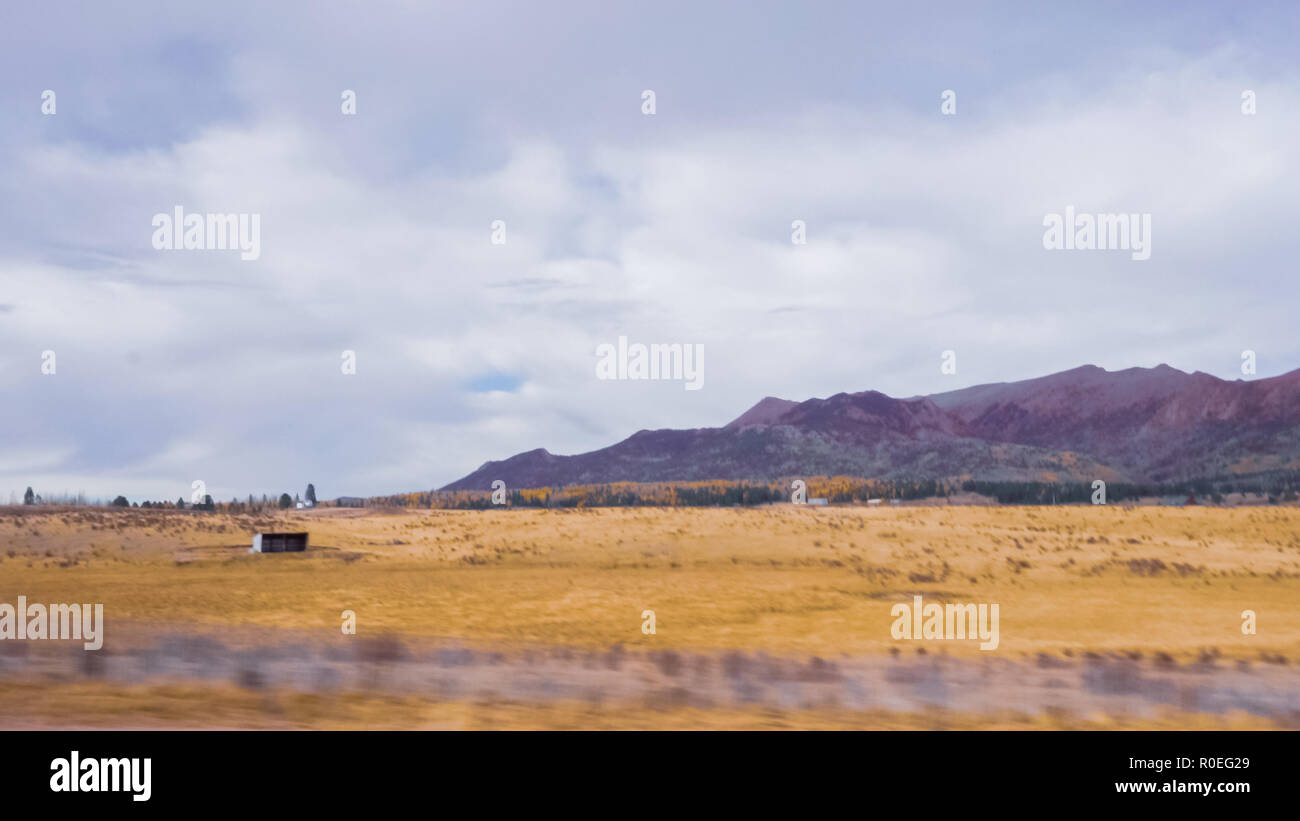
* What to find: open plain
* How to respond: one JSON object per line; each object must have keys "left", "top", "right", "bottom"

{"left": 1, "top": 504, "right": 1298, "bottom": 728}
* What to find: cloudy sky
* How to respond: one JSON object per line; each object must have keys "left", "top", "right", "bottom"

{"left": 2, "top": 1, "right": 1298, "bottom": 501}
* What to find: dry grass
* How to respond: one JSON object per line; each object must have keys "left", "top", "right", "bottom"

{"left": 0, "top": 680, "right": 1281, "bottom": 730}
{"left": 1, "top": 504, "right": 1297, "bottom": 660}
{"left": 2, "top": 504, "right": 1298, "bottom": 728}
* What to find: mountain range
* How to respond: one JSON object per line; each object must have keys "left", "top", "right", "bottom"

{"left": 442, "top": 364, "right": 1300, "bottom": 490}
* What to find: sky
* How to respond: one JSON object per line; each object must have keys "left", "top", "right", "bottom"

{"left": 1, "top": 1, "right": 1299, "bottom": 502}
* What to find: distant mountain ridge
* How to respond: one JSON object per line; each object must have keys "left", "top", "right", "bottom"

{"left": 442, "top": 364, "right": 1300, "bottom": 491}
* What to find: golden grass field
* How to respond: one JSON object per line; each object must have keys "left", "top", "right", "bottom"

{"left": 1, "top": 503, "right": 1298, "bottom": 728}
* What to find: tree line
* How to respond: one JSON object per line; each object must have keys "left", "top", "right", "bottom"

{"left": 16, "top": 483, "right": 320, "bottom": 511}
{"left": 363, "top": 471, "right": 1300, "bottom": 509}
{"left": 16, "top": 470, "right": 1300, "bottom": 511}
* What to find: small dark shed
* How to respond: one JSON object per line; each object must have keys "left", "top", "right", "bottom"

{"left": 251, "top": 532, "right": 309, "bottom": 553}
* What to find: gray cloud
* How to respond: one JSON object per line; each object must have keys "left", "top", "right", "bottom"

{"left": 2, "top": 2, "right": 1298, "bottom": 500}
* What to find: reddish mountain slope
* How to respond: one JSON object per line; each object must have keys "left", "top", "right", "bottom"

{"left": 443, "top": 364, "right": 1300, "bottom": 490}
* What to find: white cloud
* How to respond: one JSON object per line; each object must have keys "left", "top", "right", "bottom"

{"left": 2, "top": 14, "right": 1298, "bottom": 499}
